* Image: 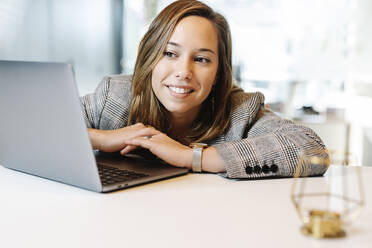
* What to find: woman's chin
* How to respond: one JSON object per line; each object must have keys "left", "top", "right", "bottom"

{"left": 164, "top": 105, "right": 200, "bottom": 118}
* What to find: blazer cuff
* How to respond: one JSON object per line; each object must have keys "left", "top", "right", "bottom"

{"left": 213, "top": 137, "right": 285, "bottom": 179}
{"left": 213, "top": 134, "right": 328, "bottom": 179}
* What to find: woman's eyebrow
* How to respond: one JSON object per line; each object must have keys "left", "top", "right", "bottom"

{"left": 198, "top": 48, "right": 216, "bottom": 55}
{"left": 167, "top": 42, "right": 216, "bottom": 55}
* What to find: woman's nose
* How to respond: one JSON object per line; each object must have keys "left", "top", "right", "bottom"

{"left": 175, "top": 57, "right": 192, "bottom": 80}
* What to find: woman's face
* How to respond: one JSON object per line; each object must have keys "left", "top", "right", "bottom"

{"left": 151, "top": 16, "right": 219, "bottom": 119}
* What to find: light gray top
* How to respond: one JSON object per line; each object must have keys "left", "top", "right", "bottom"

{"left": 80, "top": 74, "right": 328, "bottom": 178}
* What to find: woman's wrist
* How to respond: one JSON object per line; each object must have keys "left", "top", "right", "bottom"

{"left": 184, "top": 148, "right": 194, "bottom": 170}
{"left": 201, "top": 147, "right": 226, "bottom": 173}
{"left": 88, "top": 128, "right": 107, "bottom": 150}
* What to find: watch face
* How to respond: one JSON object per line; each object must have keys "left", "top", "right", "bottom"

{"left": 190, "top": 142, "right": 208, "bottom": 148}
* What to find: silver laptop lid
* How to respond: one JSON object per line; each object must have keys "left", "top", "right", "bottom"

{"left": 0, "top": 60, "right": 102, "bottom": 192}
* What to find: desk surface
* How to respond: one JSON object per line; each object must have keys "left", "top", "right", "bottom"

{"left": 0, "top": 165, "right": 371, "bottom": 248}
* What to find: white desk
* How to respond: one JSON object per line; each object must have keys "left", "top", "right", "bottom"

{"left": 0, "top": 165, "right": 371, "bottom": 248}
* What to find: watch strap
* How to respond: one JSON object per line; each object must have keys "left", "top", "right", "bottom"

{"left": 190, "top": 143, "right": 208, "bottom": 173}
{"left": 192, "top": 146, "right": 203, "bottom": 172}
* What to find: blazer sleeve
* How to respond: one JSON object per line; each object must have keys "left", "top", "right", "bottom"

{"left": 213, "top": 108, "right": 328, "bottom": 179}
{"left": 79, "top": 76, "right": 111, "bottom": 129}
{"left": 79, "top": 74, "right": 132, "bottom": 130}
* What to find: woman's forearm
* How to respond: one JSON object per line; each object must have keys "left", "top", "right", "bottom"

{"left": 87, "top": 128, "right": 107, "bottom": 150}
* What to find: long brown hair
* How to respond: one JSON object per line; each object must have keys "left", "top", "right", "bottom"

{"left": 128, "top": 0, "right": 241, "bottom": 143}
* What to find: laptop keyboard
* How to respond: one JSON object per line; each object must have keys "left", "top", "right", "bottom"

{"left": 97, "top": 164, "right": 149, "bottom": 186}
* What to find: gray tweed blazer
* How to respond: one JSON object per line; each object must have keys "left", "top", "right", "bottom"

{"left": 80, "top": 74, "right": 328, "bottom": 179}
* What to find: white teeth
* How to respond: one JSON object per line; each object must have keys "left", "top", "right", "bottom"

{"left": 168, "top": 86, "right": 192, "bottom": 94}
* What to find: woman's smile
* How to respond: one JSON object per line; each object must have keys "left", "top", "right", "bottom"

{"left": 164, "top": 83, "right": 195, "bottom": 98}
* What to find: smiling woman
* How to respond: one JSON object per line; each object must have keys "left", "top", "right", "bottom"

{"left": 80, "top": 0, "right": 329, "bottom": 178}
{"left": 151, "top": 16, "right": 219, "bottom": 140}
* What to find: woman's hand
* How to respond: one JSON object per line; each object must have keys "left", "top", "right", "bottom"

{"left": 89, "top": 124, "right": 226, "bottom": 172}
{"left": 88, "top": 123, "right": 161, "bottom": 153}
{"left": 121, "top": 132, "right": 193, "bottom": 169}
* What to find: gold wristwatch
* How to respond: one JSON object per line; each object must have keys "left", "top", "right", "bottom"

{"left": 189, "top": 143, "right": 208, "bottom": 172}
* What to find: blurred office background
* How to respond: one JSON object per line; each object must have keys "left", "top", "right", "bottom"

{"left": 1, "top": 0, "right": 372, "bottom": 166}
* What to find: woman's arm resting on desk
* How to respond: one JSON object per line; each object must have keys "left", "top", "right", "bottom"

{"left": 88, "top": 125, "right": 226, "bottom": 173}
{"left": 121, "top": 133, "right": 226, "bottom": 173}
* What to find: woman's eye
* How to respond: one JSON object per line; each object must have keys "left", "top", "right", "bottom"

{"left": 163, "top": 51, "right": 176, "bottom": 57}
{"left": 195, "top": 57, "right": 210, "bottom": 63}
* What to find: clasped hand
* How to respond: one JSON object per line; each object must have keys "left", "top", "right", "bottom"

{"left": 90, "top": 123, "right": 193, "bottom": 169}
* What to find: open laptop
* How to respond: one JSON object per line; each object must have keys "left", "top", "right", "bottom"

{"left": 0, "top": 60, "right": 188, "bottom": 193}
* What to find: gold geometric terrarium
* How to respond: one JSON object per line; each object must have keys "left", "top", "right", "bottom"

{"left": 291, "top": 150, "right": 364, "bottom": 238}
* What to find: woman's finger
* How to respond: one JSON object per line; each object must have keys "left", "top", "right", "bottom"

{"left": 130, "top": 126, "right": 161, "bottom": 139}
{"left": 120, "top": 145, "right": 138, "bottom": 155}
{"left": 125, "top": 136, "right": 153, "bottom": 150}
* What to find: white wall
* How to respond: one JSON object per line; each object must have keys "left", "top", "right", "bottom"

{"left": 346, "top": 0, "right": 372, "bottom": 166}
{"left": 0, "top": 0, "right": 119, "bottom": 96}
